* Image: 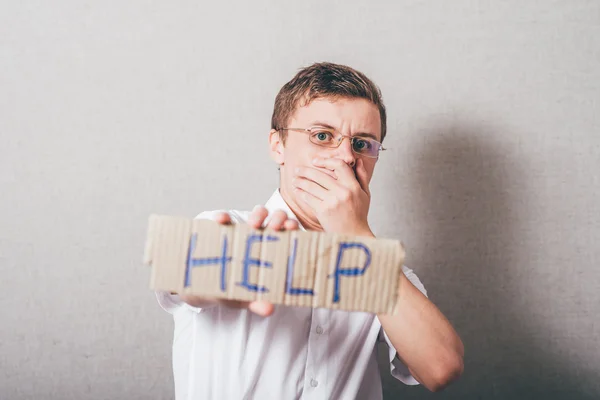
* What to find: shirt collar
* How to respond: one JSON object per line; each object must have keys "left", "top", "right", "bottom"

{"left": 264, "top": 189, "right": 306, "bottom": 231}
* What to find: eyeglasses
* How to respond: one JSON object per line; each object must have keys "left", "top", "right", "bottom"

{"left": 278, "top": 127, "right": 386, "bottom": 158}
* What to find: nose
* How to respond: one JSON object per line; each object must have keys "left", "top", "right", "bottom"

{"left": 335, "top": 136, "right": 356, "bottom": 168}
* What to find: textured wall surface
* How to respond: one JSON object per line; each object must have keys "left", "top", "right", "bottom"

{"left": 1, "top": 1, "right": 599, "bottom": 399}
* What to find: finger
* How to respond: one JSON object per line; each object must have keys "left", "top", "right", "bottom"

{"left": 355, "top": 158, "right": 371, "bottom": 195}
{"left": 292, "top": 176, "right": 328, "bottom": 200}
{"left": 312, "top": 158, "right": 357, "bottom": 188}
{"left": 267, "top": 210, "right": 288, "bottom": 231}
{"left": 295, "top": 166, "right": 338, "bottom": 191}
{"left": 248, "top": 205, "right": 269, "bottom": 229}
{"left": 214, "top": 212, "right": 232, "bottom": 225}
{"left": 248, "top": 300, "right": 275, "bottom": 317}
{"left": 294, "top": 186, "right": 321, "bottom": 212}
{"left": 283, "top": 219, "right": 299, "bottom": 231}
{"left": 297, "top": 166, "right": 354, "bottom": 201}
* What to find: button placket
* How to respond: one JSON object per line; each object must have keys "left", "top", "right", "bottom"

{"left": 304, "top": 310, "right": 327, "bottom": 396}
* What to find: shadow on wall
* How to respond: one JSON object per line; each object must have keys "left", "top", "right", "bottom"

{"left": 377, "top": 121, "right": 598, "bottom": 400}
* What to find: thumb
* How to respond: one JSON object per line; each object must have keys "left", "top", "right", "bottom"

{"left": 248, "top": 300, "right": 275, "bottom": 317}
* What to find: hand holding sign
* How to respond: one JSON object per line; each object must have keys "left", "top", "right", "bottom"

{"left": 179, "top": 206, "right": 299, "bottom": 317}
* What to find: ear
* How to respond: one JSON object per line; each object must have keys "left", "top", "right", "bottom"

{"left": 268, "top": 129, "right": 285, "bottom": 165}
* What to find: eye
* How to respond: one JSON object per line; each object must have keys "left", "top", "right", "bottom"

{"left": 313, "top": 130, "right": 334, "bottom": 143}
{"left": 352, "top": 138, "right": 373, "bottom": 152}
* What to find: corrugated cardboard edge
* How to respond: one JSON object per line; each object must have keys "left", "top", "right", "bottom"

{"left": 386, "top": 240, "right": 405, "bottom": 315}
{"left": 143, "top": 214, "right": 158, "bottom": 265}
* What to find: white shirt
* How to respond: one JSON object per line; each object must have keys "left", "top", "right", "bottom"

{"left": 156, "top": 189, "right": 428, "bottom": 400}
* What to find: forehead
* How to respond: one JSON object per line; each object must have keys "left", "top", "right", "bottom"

{"left": 290, "top": 96, "right": 381, "bottom": 140}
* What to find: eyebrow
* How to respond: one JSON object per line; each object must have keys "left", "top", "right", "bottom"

{"left": 309, "top": 121, "right": 381, "bottom": 142}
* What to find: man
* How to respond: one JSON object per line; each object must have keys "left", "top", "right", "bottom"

{"left": 157, "top": 62, "right": 464, "bottom": 399}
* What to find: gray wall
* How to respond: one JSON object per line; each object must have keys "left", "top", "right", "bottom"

{"left": 1, "top": 1, "right": 599, "bottom": 399}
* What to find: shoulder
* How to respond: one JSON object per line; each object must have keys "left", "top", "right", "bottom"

{"left": 194, "top": 209, "right": 251, "bottom": 224}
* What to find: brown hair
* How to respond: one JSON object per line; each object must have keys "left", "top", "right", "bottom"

{"left": 271, "top": 62, "right": 387, "bottom": 143}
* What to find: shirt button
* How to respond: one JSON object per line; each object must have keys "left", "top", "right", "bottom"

{"left": 310, "top": 378, "right": 319, "bottom": 387}
{"left": 316, "top": 326, "right": 323, "bottom": 334}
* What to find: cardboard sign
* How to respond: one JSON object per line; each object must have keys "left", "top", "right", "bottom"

{"left": 144, "top": 215, "right": 405, "bottom": 314}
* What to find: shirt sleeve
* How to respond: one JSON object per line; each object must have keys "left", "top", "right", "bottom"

{"left": 154, "top": 210, "right": 226, "bottom": 315}
{"left": 379, "top": 265, "right": 428, "bottom": 385}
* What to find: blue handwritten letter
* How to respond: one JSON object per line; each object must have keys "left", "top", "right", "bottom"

{"left": 184, "top": 233, "right": 232, "bottom": 292}
{"left": 331, "top": 242, "right": 372, "bottom": 303}
{"left": 285, "top": 238, "right": 314, "bottom": 296}
{"left": 237, "top": 233, "right": 279, "bottom": 292}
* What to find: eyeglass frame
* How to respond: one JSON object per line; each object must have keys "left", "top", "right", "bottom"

{"left": 277, "top": 126, "right": 386, "bottom": 159}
